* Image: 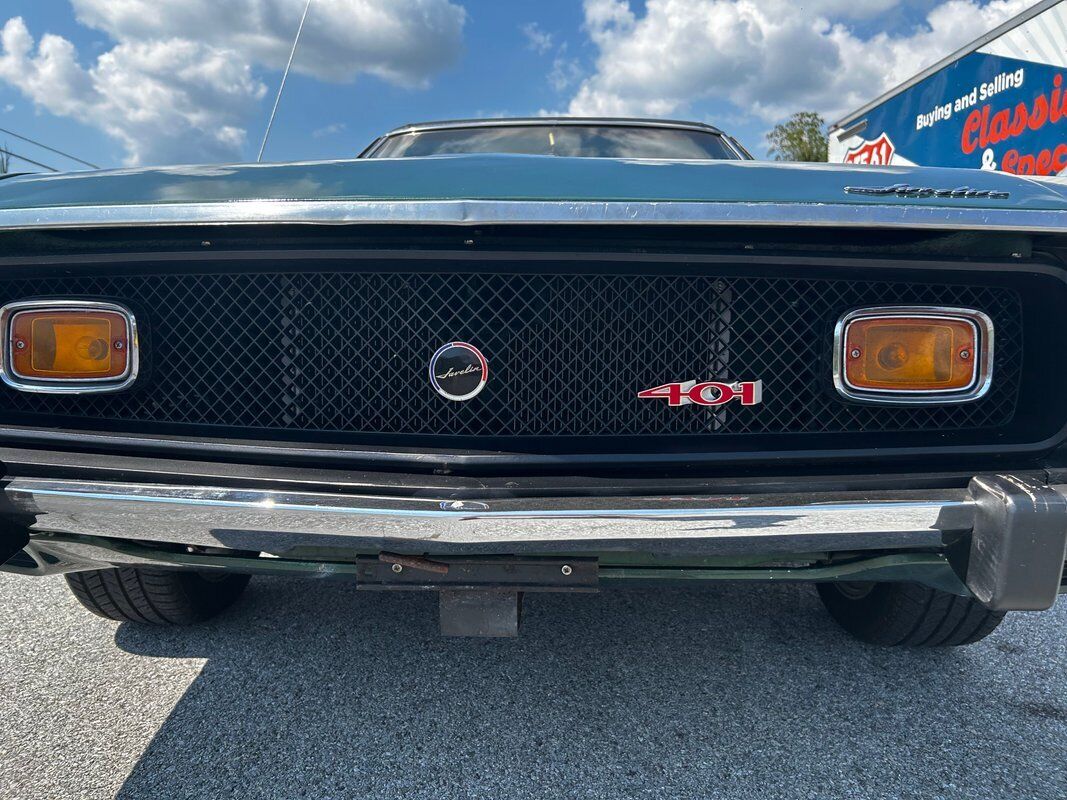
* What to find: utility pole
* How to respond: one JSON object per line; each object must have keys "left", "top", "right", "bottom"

{"left": 258, "top": 0, "right": 313, "bottom": 163}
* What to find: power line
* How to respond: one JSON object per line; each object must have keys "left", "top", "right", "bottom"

{"left": 258, "top": 0, "right": 313, "bottom": 162}
{"left": 1, "top": 148, "right": 58, "bottom": 173}
{"left": 0, "top": 126, "right": 99, "bottom": 169}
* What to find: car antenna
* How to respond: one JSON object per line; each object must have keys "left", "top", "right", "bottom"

{"left": 257, "top": 0, "right": 313, "bottom": 163}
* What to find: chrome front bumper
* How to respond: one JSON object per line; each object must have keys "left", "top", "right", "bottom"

{"left": 6, "top": 478, "right": 970, "bottom": 555}
{"left": 4, "top": 474, "right": 1066, "bottom": 611}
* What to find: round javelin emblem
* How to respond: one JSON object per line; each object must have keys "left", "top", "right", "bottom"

{"left": 428, "top": 342, "right": 488, "bottom": 402}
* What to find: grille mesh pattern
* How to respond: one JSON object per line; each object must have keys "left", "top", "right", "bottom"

{"left": 0, "top": 268, "right": 1021, "bottom": 438}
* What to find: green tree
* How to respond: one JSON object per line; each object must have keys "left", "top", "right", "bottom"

{"left": 766, "top": 112, "right": 828, "bottom": 162}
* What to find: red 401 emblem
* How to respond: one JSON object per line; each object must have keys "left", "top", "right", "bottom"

{"left": 638, "top": 380, "right": 763, "bottom": 407}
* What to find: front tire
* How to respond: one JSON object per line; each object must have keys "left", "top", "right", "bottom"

{"left": 66, "top": 567, "right": 250, "bottom": 625}
{"left": 816, "top": 581, "right": 1005, "bottom": 647}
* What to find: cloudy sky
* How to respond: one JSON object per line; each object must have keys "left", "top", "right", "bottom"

{"left": 0, "top": 0, "right": 1038, "bottom": 169}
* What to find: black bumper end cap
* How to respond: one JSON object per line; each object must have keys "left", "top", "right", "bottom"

{"left": 966, "top": 474, "right": 1067, "bottom": 612}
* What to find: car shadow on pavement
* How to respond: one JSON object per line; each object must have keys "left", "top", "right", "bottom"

{"left": 113, "top": 577, "right": 1064, "bottom": 800}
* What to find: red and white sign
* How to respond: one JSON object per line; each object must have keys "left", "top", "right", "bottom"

{"left": 843, "top": 133, "right": 896, "bottom": 165}
{"left": 637, "top": 380, "right": 762, "bottom": 407}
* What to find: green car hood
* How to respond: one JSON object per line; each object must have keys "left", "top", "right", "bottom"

{"left": 0, "top": 155, "right": 1065, "bottom": 211}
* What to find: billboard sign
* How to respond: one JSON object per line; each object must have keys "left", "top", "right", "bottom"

{"left": 830, "top": 2, "right": 1067, "bottom": 176}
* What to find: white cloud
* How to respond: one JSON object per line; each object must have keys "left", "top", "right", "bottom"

{"left": 0, "top": 18, "right": 264, "bottom": 165}
{"left": 312, "top": 122, "right": 347, "bottom": 138}
{"left": 521, "top": 22, "right": 554, "bottom": 55}
{"left": 782, "top": 0, "right": 902, "bottom": 18}
{"left": 549, "top": 48, "right": 583, "bottom": 92}
{"left": 71, "top": 0, "right": 467, "bottom": 88}
{"left": 568, "top": 0, "right": 1033, "bottom": 123}
{"left": 523, "top": 25, "right": 583, "bottom": 94}
{"left": 0, "top": 0, "right": 466, "bottom": 166}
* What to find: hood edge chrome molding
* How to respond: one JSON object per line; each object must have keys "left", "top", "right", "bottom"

{"left": 0, "top": 199, "right": 1061, "bottom": 233}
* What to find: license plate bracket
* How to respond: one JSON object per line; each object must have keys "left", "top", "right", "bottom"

{"left": 354, "top": 554, "right": 598, "bottom": 593}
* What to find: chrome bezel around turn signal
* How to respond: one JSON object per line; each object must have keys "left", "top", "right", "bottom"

{"left": 833, "top": 305, "right": 993, "bottom": 405}
{"left": 0, "top": 299, "right": 139, "bottom": 394}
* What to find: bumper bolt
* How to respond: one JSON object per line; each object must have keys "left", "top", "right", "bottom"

{"left": 561, "top": 564, "right": 573, "bottom": 576}
{"left": 391, "top": 563, "right": 403, "bottom": 574}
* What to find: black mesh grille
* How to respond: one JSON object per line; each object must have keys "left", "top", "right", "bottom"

{"left": 0, "top": 267, "right": 1022, "bottom": 439}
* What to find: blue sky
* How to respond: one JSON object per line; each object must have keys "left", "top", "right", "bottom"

{"left": 0, "top": 0, "right": 1039, "bottom": 171}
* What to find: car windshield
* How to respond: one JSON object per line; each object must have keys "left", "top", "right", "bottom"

{"left": 367, "top": 125, "right": 740, "bottom": 160}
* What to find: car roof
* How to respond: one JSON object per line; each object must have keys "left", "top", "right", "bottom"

{"left": 380, "top": 117, "right": 728, "bottom": 137}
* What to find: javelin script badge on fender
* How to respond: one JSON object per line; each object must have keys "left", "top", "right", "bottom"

{"left": 638, "top": 380, "right": 763, "bottom": 407}
{"left": 843, "top": 183, "right": 1010, "bottom": 200}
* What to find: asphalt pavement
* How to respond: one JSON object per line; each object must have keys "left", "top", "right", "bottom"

{"left": 1, "top": 572, "right": 1065, "bottom": 800}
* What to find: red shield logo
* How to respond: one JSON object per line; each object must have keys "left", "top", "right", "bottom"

{"left": 843, "top": 133, "right": 895, "bottom": 165}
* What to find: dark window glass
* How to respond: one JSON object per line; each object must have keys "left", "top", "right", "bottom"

{"left": 368, "top": 125, "right": 740, "bottom": 160}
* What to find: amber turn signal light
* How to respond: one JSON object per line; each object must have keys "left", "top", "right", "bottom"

{"left": 1, "top": 301, "right": 137, "bottom": 393}
{"left": 835, "top": 307, "right": 992, "bottom": 404}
